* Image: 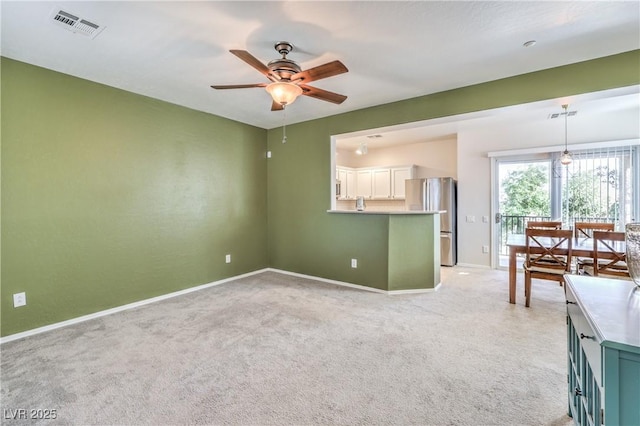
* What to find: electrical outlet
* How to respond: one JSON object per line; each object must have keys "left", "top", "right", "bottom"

{"left": 225, "top": 254, "right": 231, "bottom": 264}
{"left": 482, "top": 245, "right": 489, "bottom": 253}
{"left": 13, "top": 292, "right": 26, "bottom": 308}
{"left": 482, "top": 215, "right": 489, "bottom": 223}
{"left": 351, "top": 258, "right": 358, "bottom": 268}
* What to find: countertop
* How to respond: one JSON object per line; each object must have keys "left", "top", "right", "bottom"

{"left": 327, "top": 210, "right": 445, "bottom": 215}
{"left": 565, "top": 274, "right": 640, "bottom": 353}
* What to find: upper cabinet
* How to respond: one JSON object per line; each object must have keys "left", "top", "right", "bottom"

{"left": 391, "top": 166, "right": 414, "bottom": 199}
{"left": 356, "top": 169, "right": 373, "bottom": 198}
{"left": 338, "top": 165, "right": 415, "bottom": 200}
{"left": 337, "top": 167, "right": 356, "bottom": 200}
{"left": 372, "top": 168, "right": 391, "bottom": 199}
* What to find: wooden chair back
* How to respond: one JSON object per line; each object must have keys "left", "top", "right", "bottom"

{"left": 587, "top": 231, "right": 629, "bottom": 279}
{"left": 574, "top": 222, "right": 615, "bottom": 238}
{"left": 525, "top": 228, "right": 573, "bottom": 272}
{"left": 523, "top": 228, "right": 573, "bottom": 307}
{"left": 526, "top": 221, "right": 562, "bottom": 230}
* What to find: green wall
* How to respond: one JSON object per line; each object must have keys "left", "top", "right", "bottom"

{"left": 388, "top": 214, "right": 440, "bottom": 291}
{"left": 266, "top": 50, "right": 640, "bottom": 285}
{"left": 1, "top": 58, "right": 268, "bottom": 336}
{"left": 2, "top": 50, "right": 639, "bottom": 337}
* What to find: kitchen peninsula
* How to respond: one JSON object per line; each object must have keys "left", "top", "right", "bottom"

{"left": 328, "top": 210, "right": 442, "bottom": 292}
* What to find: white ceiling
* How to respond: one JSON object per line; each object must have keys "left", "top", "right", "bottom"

{"left": 1, "top": 1, "right": 639, "bottom": 130}
{"left": 335, "top": 87, "right": 640, "bottom": 151}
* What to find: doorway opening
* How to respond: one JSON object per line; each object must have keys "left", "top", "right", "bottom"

{"left": 493, "top": 144, "right": 638, "bottom": 268}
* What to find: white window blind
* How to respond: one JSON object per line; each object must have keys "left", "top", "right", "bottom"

{"left": 560, "top": 145, "right": 637, "bottom": 227}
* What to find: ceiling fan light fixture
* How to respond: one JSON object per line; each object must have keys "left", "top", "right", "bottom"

{"left": 266, "top": 81, "right": 303, "bottom": 106}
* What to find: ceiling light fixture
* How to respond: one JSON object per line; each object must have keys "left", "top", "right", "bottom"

{"left": 355, "top": 143, "right": 368, "bottom": 155}
{"left": 266, "top": 81, "right": 303, "bottom": 144}
{"left": 560, "top": 104, "right": 572, "bottom": 165}
{"left": 265, "top": 81, "right": 303, "bottom": 106}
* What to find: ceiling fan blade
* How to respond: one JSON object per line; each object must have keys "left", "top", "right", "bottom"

{"left": 271, "top": 100, "right": 285, "bottom": 111}
{"left": 230, "top": 50, "right": 277, "bottom": 80}
{"left": 211, "top": 83, "right": 267, "bottom": 90}
{"left": 300, "top": 84, "right": 347, "bottom": 104}
{"left": 292, "top": 60, "right": 348, "bottom": 83}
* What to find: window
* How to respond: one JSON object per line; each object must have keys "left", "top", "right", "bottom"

{"left": 493, "top": 142, "right": 638, "bottom": 266}
{"left": 555, "top": 145, "right": 637, "bottom": 228}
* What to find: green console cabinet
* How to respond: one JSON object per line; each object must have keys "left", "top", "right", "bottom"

{"left": 565, "top": 275, "right": 640, "bottom": 426}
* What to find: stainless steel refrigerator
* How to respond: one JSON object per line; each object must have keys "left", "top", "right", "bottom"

{"left": 405, "top": 177, "right": 457, "bottom": 266}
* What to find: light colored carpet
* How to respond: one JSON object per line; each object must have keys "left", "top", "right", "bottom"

{"left": 1, "top": 267, "right": 572, "bottom": 425}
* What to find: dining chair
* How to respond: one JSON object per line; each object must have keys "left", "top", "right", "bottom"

{"left": 524, "top": 221, "right": 564, "bottom": 267}
{"left": 582, "top": 231, "right": 630, "bottom": 279}
{"left": 526, "top": 221, "right": 562, "bottom": 230}
{"left": 574, "top": 221, "right": 615, "bottom": 238}
{"left": 524, "top": 228, "right": 573, "bottom": 307}
{"left": 574, "top": 222, "right": 615, "bottom": 273}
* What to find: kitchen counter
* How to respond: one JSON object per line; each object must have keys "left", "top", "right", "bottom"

{"left": 327, "top": 211, "right": 441, "bottom": 291}
{"left": 327, "top": 210, "right": 445, "bottom": 215}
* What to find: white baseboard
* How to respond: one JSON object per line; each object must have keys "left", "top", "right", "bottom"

{"left": 455, "top": 263, "right": 492, "bottom": 269}
{"left": 266, "top": 268, "right": 441, "bottom": 295}
{"left": 0, "top": 268, "right": 269, "bottom": 345}
{"left": 1, "top": 267, "right": 440, "bottom": 344}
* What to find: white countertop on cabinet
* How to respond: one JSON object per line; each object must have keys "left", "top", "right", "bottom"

{"left": 565, "top": 274, "right": 640, "bottom": 353}
{"left": 327, "top": 210, "right": 445, "bottom": 215}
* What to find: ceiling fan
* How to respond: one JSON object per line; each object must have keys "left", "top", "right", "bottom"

{"left": 211, "top": 41, "right": 348, "bottom": 111}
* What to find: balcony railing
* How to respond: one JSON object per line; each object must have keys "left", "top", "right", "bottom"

{"left": 497, "top": 215, "right": 617, "bottom": 257}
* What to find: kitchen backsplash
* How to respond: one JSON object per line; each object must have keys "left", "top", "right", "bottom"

{"left": 336, "top": 199, "right": 406, "bottom": 211}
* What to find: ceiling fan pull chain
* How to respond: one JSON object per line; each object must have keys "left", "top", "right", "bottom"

{"left": 282, "top": 105, "right": 287, "bottom": 144}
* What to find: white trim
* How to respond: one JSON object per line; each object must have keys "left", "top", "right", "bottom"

{"left": 267, "top": 268, "right": 441, "bottom": 295}
{"left": 1, "top": 267, "right": 441, "bottom": 344}
{"left": 388, "top": 282, "right": 442, "bottom": 294}
{"left": 487, "top": 138, "right": 639, "bottom": 158}
{"left": 0, "top": 268, "right": 270, "bottom": 345}
{"left": 267, "top": 268, "right": 387, "bottom": 293}
{"left": 455, "top": 262, "right": 492, "bottom": 269}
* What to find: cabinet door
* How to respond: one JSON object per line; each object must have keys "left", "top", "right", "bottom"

{"left": 356, "top": 170, "right": 373, "bottom": 198}
{"left": 337, "top": 167, "right": 356, "bottom": 199}
{"left": 345, "top": 170, "right": 356, "bottom": 199}
{"left": 337, "top": 168, "right": 348, "bottom": 199}
{"left": 391, "top": 167, "right": 414, "bottom": 199}
{"left": 372, "top": 168, "right": 391, "bottom": 199}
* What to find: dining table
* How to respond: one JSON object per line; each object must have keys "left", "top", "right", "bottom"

{"left": 505, "top": 234, "right": 626, "bottom": 304}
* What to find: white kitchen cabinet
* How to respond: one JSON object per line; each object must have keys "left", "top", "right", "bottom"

{"left": 372, "top": 168, "right": 391, "bottom": 199}
{"left": 356, "top": 169, "right": 373, "bottom": 198}
{"left": 338, "top": 165, "right": 414, "bottom": 200}
{"left": 391, "top": 166, "right": 415, "bottom": 199}
{"left": 336, "top": 167, "right": 356, "bottom": 199}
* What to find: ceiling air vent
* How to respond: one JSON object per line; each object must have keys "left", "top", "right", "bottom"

{"left": 50, "top": 9, "right": 105, "bottom": 39}
{"left": 367, "top": 134, "right": 383, "bottom": 139}
{"left": 548, "top": 110, "right": 577, "bottom": 119}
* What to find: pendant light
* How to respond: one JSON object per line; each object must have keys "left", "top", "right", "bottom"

{"left": 560, "top": 104, "right": 572, "bottom": 165}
